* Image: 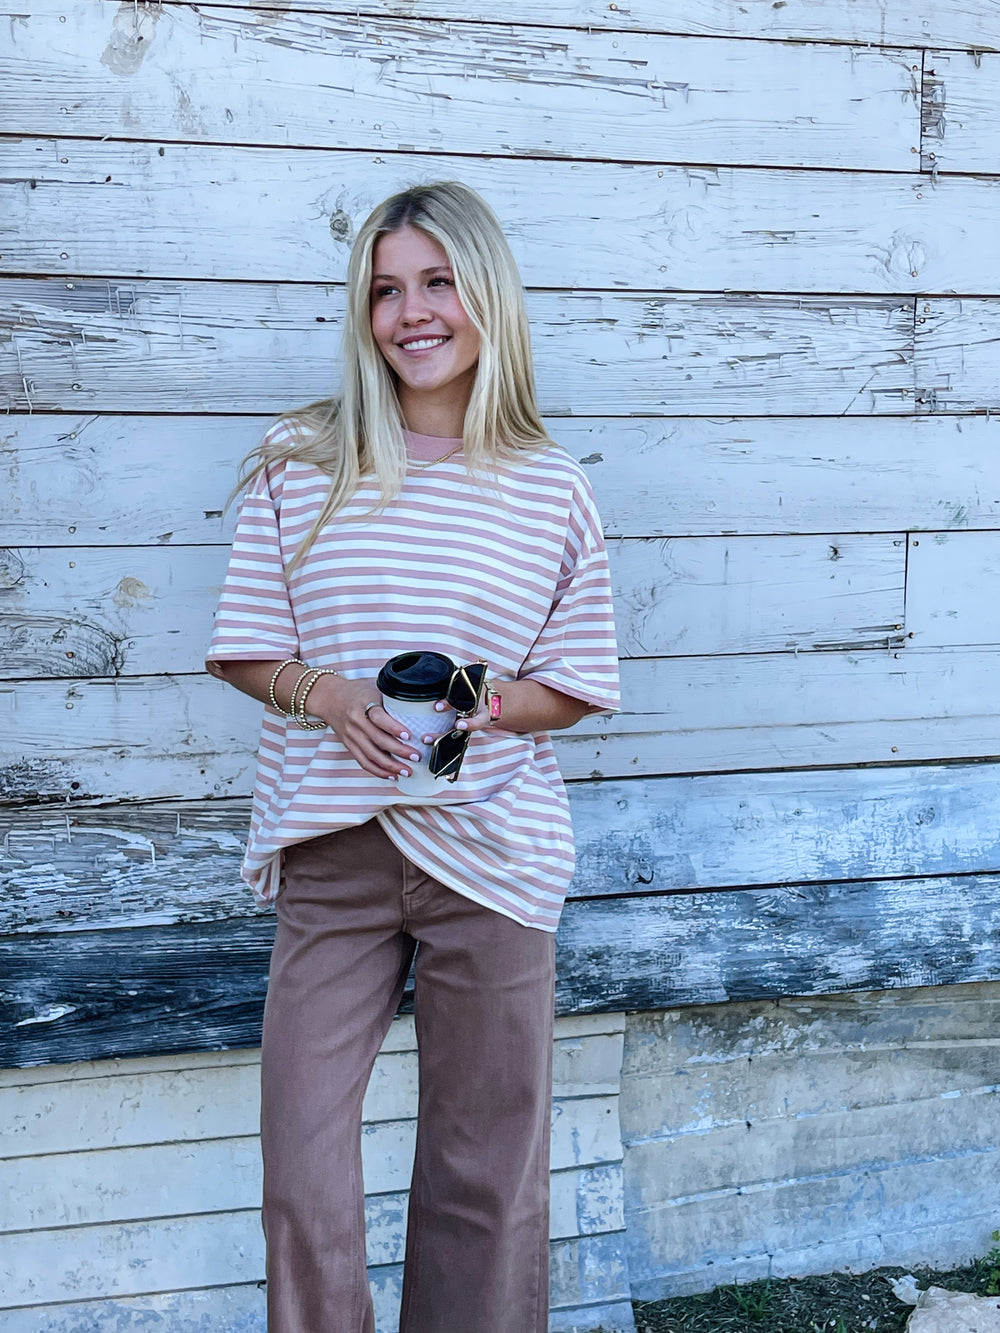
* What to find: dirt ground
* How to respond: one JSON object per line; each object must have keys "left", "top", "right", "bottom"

{"left": 632, "top": 1255, "right": 1000, "bottom": 1333}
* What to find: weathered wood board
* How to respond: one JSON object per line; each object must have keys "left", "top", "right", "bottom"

{"left": 2, "top": 1012, "right": 624, "bottom": 1145}
{"left": 0, "top": 3, "right": 920, "bottom": 170}
{"left": 9, "top": 638, "right": 1000, "bottom": 809}
{"left": 0, "top": 281, "right": 919, "bottom": 415}
{"left": 5, "top": 870, "right": 1000, "bottom": 1066}
{"left": 154, "top": 0, "right": 1000, "bottom": 49}
{"left": 906, "top": 531, "right": 1000, "bottom": 647}
{"left": 7, "top": 142, "right": 997, "bottom": 294}
{"left": 921, "top": 51, "right": 1000, "bottom": 173}
{"left": 915, "top": 299, "right": 1000, "bottom": 414}
{"left": 6, "top": 760, "right": 1000, "bottom": 937}
{"left": 5, "top": 414, "right": 1000, "bottom": 545}
{"left": 0, "top": 533, "right": 906, "bottom": 678}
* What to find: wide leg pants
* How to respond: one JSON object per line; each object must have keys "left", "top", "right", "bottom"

{"left": 260, "top": 818, "right": 556, "bottom": 1333}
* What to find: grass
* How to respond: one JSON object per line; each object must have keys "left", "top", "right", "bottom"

{"left": 632, "top": 1253, "right": 1000, "bottom": 1333}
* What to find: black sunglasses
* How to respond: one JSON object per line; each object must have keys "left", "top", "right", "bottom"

{"left": 428, "top": 660, "right": 488, "bottom": 782}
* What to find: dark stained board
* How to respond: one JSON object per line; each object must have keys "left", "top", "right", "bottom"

{"left": 5, "top": 872, "right": 1000, "bottom": 1067}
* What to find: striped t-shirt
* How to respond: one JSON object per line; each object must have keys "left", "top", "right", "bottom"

{"left": 207, "top": 419, "right": 620, "bottom": 932}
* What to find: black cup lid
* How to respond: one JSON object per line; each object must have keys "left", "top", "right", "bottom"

{"left": 377, "top": 651, "right": 456, "bottom": 702}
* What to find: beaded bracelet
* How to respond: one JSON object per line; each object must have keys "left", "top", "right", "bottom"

{"left": 267, "top": 658, "right": 307, "bottom": 717}
{"left": 293, "top": 667, "right": 340, "bottom": 730}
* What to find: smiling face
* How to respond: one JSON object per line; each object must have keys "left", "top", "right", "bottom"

{"left": 370, "top": 225, "right": 481, "bottom": 433}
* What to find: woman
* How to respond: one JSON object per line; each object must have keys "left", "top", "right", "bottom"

{"left": 206, "top": 181, "right": 620, "bottom": 1333}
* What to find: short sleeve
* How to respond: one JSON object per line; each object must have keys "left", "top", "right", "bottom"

{"left": 519, "top": 471, "right": 621, "bottom": 713}
{"left": 206, "top": 460, "right": 299, "bottom": 663}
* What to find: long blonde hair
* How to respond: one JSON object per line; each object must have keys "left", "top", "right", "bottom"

{"left": 234, "top": 181, "right": 552, "bottom": 568}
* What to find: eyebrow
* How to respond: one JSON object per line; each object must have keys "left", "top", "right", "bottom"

{"left": 371, "top": 265, "right": 453, "bottom": 281}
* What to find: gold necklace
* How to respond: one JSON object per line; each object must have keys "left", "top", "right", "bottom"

{"left": 409, "top": 443, "right": 463, "bottom": 469}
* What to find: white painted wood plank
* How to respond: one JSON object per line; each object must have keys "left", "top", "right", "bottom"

{"left": 0, "top": 280, "right": 918, "bottom": 416}
{"left": 626, "top": 1074, "right": 999, "bottom": 1202}
{"left": 0, "top": 3, "right": 919, "bottom": 170}
{"left": 0, "top": 532, "right": 905, "bottom": 679}
{"left": 906, "top": 531, "right": 1000, "bottom": 647}
{"left": 9, "top": 143, "right": 998, "bottom": 295}
{"left": 0, "top": 545, "right": 230, "bottom": 678}
{"left": 0, "top": 1043, "right": 262, "bottom": 1091}
{"left": 6, "top": 1078, "right": 618, "bottom": 1178}
{"left": 0, "top": 414, "right": 247, "bottom": 546}
{"left": 916, "top": 298, "right": 1000, "bottom": 414}
{"left": 623, "top": 990, "right": 1000, "bottom": 1131}
{"left": 627, "top": 1148, "right": 1000, "bottom": 1295}
{"left": 7, "top": 750, "right": 1000, "bottom": 934}
{"left": 0, "top": 1287, "right": 265, "bottom": 1333}
{"left": 159, "top": 0, "right": 1000, "bottom": 49}
{"left": 6, "top": 413, "right": 1000, "bottom": 545}
{"left": 1, "top": 1136, "right": 620, "bottom": 1249}
{"left": 609, "top": 534, "right": 904, "bottom": 658}
{"left": 568, "top": 760, "right": 1000, "bottom": 894}
{"left": 921, "top": 50, "right": 1000, "bottom": 173}
{"left": 0, "top": 1209, "right": 265, "bottom": 1308}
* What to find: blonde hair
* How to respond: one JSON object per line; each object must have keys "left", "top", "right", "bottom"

{"left": 233, "top": 180, "right": 552, "bottom": 568}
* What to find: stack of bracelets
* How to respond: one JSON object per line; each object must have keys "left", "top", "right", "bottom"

{"left": 267, "top": 658, "right": 338, "bottom": 731}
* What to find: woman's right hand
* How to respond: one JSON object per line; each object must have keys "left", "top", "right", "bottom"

{"left": 307, "top": 674, "right": 422, "bottom": 781}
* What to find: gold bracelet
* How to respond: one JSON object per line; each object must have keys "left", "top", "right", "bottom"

{"left": 294, "top": 668, "right": 339, "bottom": 730}
{"left": 268, "top": 658, "right": 306, "bottom": 717}
{"left": 287, "top": 666, "right": 316, "bottom": 722}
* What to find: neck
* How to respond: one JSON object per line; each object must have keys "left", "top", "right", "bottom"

{"left": 397, "top": 377, "right": 473, "bottom": 439}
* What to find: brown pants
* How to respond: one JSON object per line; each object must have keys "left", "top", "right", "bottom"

{"left": 260, "top": 819, "right": 556, "bottom": 1333}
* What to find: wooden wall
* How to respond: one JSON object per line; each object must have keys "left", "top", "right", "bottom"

{"left": 4, "top": 0, "right": 1000, "bottom": 1063}
{"left": 3, "top": 0, "right": 1000, "bottom": 1323}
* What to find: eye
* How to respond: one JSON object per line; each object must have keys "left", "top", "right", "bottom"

{"left": 429, "top": 275, "right": 454, "bottom": 288}
{"left": 373, "top": 283, "right": 398, "bottom": 299}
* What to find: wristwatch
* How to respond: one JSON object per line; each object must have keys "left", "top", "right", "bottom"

{"left": 485, "top": 679, "right": 503, "bottom": 724}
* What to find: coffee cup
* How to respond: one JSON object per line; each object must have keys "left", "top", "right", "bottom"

{"left": 376, "top": 651, "right": 458, "bottom": 795}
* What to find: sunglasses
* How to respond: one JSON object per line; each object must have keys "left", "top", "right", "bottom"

{"left": 427, "top": 660, "right": 489, "bottom": 782}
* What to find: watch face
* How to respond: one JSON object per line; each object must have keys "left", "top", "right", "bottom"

{"left": 488, "top": 690, "right": 502, "bottom": 720}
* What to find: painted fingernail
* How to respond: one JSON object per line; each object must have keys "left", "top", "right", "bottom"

{"left": 434, "top": 701, "right": 447, "bottom": 711}
{"left": 399, "top": 768, "right": 410, "bottom": 778}
{"left": 456, "top": 721, "right": 468, "bottom": 731}
{"left": 422, "top": 735, "right": 433, "bottom": 745}
{"left": 409, "top": 752, "right": 420, "bottom": 762}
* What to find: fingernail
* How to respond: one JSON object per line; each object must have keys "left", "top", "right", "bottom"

{"left": 435, "top": 701, "right": 447, "bottom": 711}
{"left": 422, "top": 736, "right": 433, "bottom": 745}
{"left": 399, "top": 731, "right": 409, "bottom": 741}
{"left": 399, "top": 768, "right": 410, "bottom": 778}
{"left": 456, "top": 721, "right": 468, "bottom": 731}
{"left": 410, "top": 753, "right": 420, "bottom": 762}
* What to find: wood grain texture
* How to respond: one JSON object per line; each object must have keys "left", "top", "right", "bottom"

{"left": 915, "top": 299, "right": 1000, "bottom": 414}
{"left": 5, "top": 759, "right": 1000, "bottom": 933}
{"left": 906, "top": 531, "right": 1000, "bottom": 647}
{"left": 0, "top": 2, "right": 919, "bottom": 170}
{"left": 8, "top": 141, "right": 998, "bottom": 295}
{"left": 147, "top": 0, "right": 1000, "bottom": 49}
{"left": 921, "top": 50, "right": 1000, "bottom": 173}
{"left": 2, "top": 1014, "right": 624, "bottom": 1154}
{"left": 5, "top": 414, "right": 1000, "bottom": 545}
{"left": 5, "top": 871, "right": 1000, "bottom": 1067}
{"left": 0, "top": 532, "right": 905, "bottom": 679}
{"left": 0, "top": 280, "right": 920, "bottom": 416}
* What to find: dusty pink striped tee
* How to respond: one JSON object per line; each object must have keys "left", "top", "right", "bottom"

{"left": 207, "top": 419, "right": 620, "bottom": 931}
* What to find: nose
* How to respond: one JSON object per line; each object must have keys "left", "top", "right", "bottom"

{"left": 399, "top": 285, "right": 432, "bottom": 326}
